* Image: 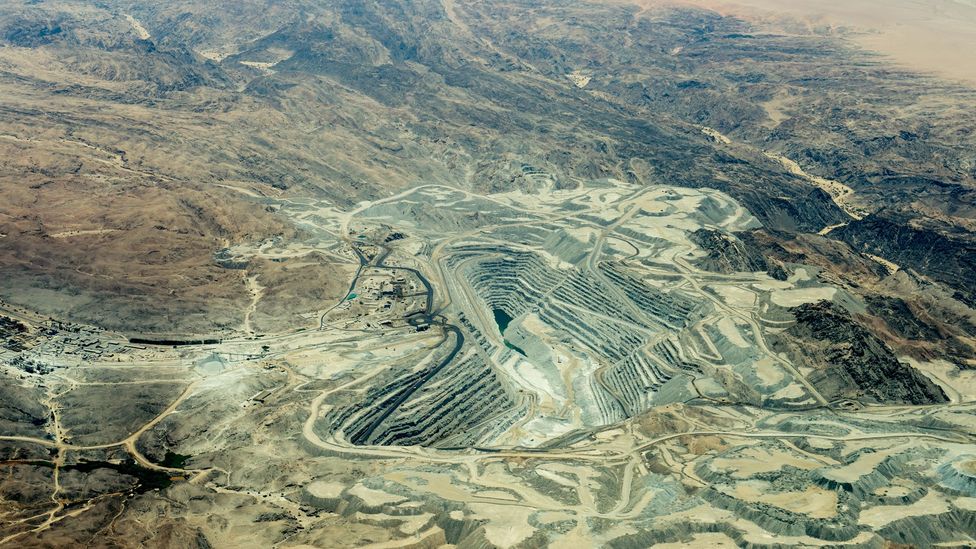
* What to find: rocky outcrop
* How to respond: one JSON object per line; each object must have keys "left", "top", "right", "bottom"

{"left": 833, "top": 214, "right": 976, "bottom": 305}
{"left": 864, "top": 295, "right": 943, "bottom": 341}
{"left": 775, "top": 301, "right": 948, "bottom": 405}
{"left": 689, "top": 229, "right": 768, "bottom": 274}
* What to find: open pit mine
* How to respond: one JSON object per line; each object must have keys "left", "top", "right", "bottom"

{"left": 4, "top": 177, "right": 975, "bottom": 547}
{"left": 2, "top": 0, "right": 976, "bottom": 547}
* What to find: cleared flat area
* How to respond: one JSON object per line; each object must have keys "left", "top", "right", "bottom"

{"left": 615, "top": 0, "right": 976, "bottom": 85}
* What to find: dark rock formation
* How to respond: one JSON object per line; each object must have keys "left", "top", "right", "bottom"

{"left": 775, "top": 301, "right": 948, "bottom": 405}
{"left": 865, "top": 295, "right": 942, "bottom": 341}
{"left": 833, "top": 214, "right": 976, "bottom": 305}
{"left": 689, "top": 229, "right": 768, "bottom": 274}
